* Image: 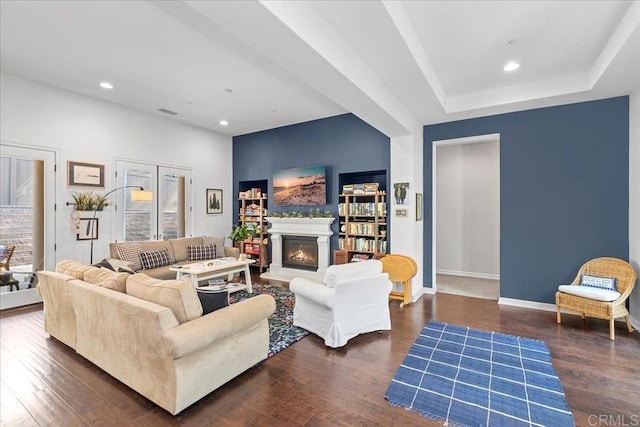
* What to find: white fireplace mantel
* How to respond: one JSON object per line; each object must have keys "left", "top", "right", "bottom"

{"left": 260, "top": 217, "right": 335, "bottom": 282}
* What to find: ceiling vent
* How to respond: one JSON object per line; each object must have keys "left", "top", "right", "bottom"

{"left": 157, "top": 108, "right": 178, "bottom": 116}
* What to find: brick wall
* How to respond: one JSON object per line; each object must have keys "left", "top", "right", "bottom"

{"left": 0, "top": 206, "right": 33, "bottom": 266}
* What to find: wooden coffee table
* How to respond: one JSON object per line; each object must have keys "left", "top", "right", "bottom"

{"left": 170, "top": 258, "right": 255, "bottom": 293}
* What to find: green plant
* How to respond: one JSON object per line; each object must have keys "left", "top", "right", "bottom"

{"left": 71, "top": 191, "right": 108, "bottom": 211}
{"left": 268, "top": 208, "right": 334, "bottom": 219}
{"left": 228, "top": 224, "right": 256, "bottom": 242}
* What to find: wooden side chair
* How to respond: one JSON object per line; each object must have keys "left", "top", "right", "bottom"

{"left": 380, "top": 254, "right": 417, "bottom": 307}
{"left": 0, "top": 245, "right": 16, "bottom": 271}
{"left": 556, "top": 257, "right": 637, "bottom": 340}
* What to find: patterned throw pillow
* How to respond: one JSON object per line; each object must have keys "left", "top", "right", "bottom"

{"left": 139, "top": 249, "right": 171, "bottom": 270}
{"left": 116, "top": 242, "right": 143, "bottom": 271}
{"left": 187, "top": 244, "right": 216, "bottom": 261}
{"left": 580, "top": 274, "right": 617, "bottom": 291}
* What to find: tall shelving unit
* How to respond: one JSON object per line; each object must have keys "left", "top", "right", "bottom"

{"left": 238, "top": 195, "right": 269, "bottom": 272}
{"left": 337, "top": 187, "right": 387, "bottom": 263}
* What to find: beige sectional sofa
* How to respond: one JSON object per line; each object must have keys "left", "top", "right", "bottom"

{"left": 36, "top": 260, "right": 275, "bottom": 415}
{"left": 109, "top": 236, "right": 240, "bottom": 280}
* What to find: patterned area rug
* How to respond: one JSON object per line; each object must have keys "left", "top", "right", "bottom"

{"left": 229, "top": 283, "right": 309, "bottom": 357}
{"left": 386, "top": 321, "right": 574, "bottom": 427}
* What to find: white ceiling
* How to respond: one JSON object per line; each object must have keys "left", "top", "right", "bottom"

{"left": 1, "top": 0, "right": 638, "bottom": 138}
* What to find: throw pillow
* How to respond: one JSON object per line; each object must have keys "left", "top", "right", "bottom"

{"left": 116, "top": 242, "right": 143, "bottom": 271}
{"left": 93, "top": 258, "right": 115, "bottom": 271}
{"left": 118, "top": 267, "right": 135, "bottom": 275}
{"left": 125, "top": 273, "right": 202, "bottom": 323}
{"left": 203, "top": 236, "right": 226, "bottom": 259}
{"left": 187, "top": 244, "right": 216, "bottom": 261}
{"left": 139, "top": 249, "right": 171, "bottom": 270}
{"left": 580, "top": 274, "right": 617, "bottom": 291}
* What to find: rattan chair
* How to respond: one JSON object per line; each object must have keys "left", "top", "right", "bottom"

{"left": 556, "top": 257, "right": 637, "bottom": 340}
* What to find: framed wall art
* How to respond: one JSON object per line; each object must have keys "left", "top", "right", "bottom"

{"left": 67, "top": 161, "right": 105, "bottom": 188}
{"left": 77, "top": 218, "right": 99, "bottom": 240}
{"left": 207, "top": 188, "right": 223, "bottom": 214}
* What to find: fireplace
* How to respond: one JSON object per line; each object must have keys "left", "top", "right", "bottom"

{"left": 261, "top": 216, "right": 334, "bottom": 282}
{"left": 282, "top": 235, "right": 318, "bottom": 271}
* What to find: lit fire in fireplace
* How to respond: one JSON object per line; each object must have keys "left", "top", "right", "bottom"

{"left": 290, "top": 248, "right": 314, "bottom": 264}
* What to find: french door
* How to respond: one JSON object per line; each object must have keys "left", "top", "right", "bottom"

{"left": 114, "top": 160, "right": 191, "bottom": 242}
{"left": 0, "top": 143, "right": 56, "bottom": 309}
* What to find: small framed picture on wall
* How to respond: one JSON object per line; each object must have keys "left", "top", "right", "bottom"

{"left": 77, "top": 218, "right": 99, "bottom": 240}
{"left": 207, "top": 189, "right": 223, "bottom": 214}
{"left": 67, "top": 161, "right": 105, "bottom": 188}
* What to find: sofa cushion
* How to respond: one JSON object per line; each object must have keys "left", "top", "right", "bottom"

{"left": 126, "top": 273, "right": 202, "bottom": 323}
{"left": 56, "top": 260, "right": 98, "bottom": 279}
{"left": 84, "top": 268, "right": 128, "bottom": 293}
{"left": 116, "top": 242, "right": 144, "bottom": 271}
{"left": 170, "top": 237, "right": 203, "bottom": 262}
{"left": 187, "top": 244, "right": 216, "bottom": 261}
{"left": 558, "top": 284, "right": 621, "bottom": 302}
{"left": 323, "top": 259, "right": 383, "bottom": 288}
{"left": 140, "top": 249, "right": 171, "bottom": 270}
{"left": 203, "top": 236, "right": 226, "bottom": 259}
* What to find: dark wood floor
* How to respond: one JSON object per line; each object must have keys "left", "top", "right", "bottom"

{"left": 1, "top": 276, "right": 639, "bottom": 427}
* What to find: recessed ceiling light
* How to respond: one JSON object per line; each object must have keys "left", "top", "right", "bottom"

{"left": 504, "top": 62, "right": 520, "bottom": 72}
{"left": 99, "top": 82, "right": 113, "bottom": 89}
{"left": 219, "top": 120, "right": 228, "bottom": 126}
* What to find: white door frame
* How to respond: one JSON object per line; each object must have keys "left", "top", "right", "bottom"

{"left": 431, "top": 133, "right": 500, "bottom": 292}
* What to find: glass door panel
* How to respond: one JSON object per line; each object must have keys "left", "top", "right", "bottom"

{"left": 115, "top": 161, "right": 157, "bottom": 241}
{"left": 158, "top": 166, "right": 191, "bottom": 240}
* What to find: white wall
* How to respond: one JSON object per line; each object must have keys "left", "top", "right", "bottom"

{"left": 436, "top": 140, "right": 499, "bottom": 278}
{"left": 629, "top": 90, "right": 639, "bottom": 329}
{"left": 0, "top": 73, "right": 233, "bottom": 265}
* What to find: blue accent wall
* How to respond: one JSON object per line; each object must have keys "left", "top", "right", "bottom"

{"left": 233, "top": 113, "right": 390, "bottom": 254}
{"left": 424, "top": 97, "right": 629, "bottom": 303}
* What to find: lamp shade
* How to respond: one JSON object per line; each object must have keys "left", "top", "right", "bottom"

{"left": 131, "top": 190, "right": 153, "bottom": 202}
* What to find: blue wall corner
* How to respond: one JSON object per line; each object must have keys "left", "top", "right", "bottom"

{"left": 233, "top": 113, "right": 390, "bottom": 254}
{"left": 424, "top": 96, "right": 629, "bottom": 303}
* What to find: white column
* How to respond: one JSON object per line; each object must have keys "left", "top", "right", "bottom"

{"left": 390, "top": 131, "right": 424, "bottom": 299}
{"left": 317, "top": 236, "right": 330, "bottom": 276}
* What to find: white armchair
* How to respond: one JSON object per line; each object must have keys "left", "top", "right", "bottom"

{"left": 289, "top": 260, "right": 392, "bottom": 348}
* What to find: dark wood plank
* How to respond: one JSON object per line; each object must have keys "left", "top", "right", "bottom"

{"left": 1, "top": 278, "right": 638, "bottom": 426}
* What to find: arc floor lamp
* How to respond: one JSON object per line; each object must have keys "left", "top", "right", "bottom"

{"left": 68, "top": 186, "right": 153, "bottom": 263}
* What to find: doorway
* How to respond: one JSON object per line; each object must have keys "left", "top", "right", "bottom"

{"left": 0, "top": 143, "right": 56, "bottom": 309}
{"left": 432, "top": 134, "right": 500, "bottom": 300}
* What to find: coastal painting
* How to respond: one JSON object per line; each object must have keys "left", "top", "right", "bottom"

{"left": 273, "top": 166, "right": 326, "bottom": 206}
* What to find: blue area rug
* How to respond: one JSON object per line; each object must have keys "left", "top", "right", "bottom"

{"left": 229, "top": 283, "right": 309, "bottom": 357}
{"left": 385, "top": 321, "right": 574, "bottom": 427}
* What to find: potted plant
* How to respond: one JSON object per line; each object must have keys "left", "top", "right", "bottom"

{"left": 228, "top": 224, "right": 256, "bottom": 248}
{"left": 71, "top": 191, "right": 109, "bottom": 211}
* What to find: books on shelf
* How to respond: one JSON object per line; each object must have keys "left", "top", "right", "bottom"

{"left": 238, "top": 188, "right": 264, "bottom": 199}
{"left": 342, "top": 183, "right": 379, "bottom": 195}
{"left": 338, "top": 237, "right": 387, "bottom": 253}
{"left": 338, "top": 202, "right": 386, "bottom": 216}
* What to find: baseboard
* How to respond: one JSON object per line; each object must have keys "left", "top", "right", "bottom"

{"left": 437, "top": 269, "right": 500, "bottom": 281}
{"left": 631, "top": 315, "right": 640, "bottom": 331}
{"left": 0, "top": 289, "right": 42, "bottom": 310}
{"left": 498, "top": 297, "right": 557, "bottom": 312}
